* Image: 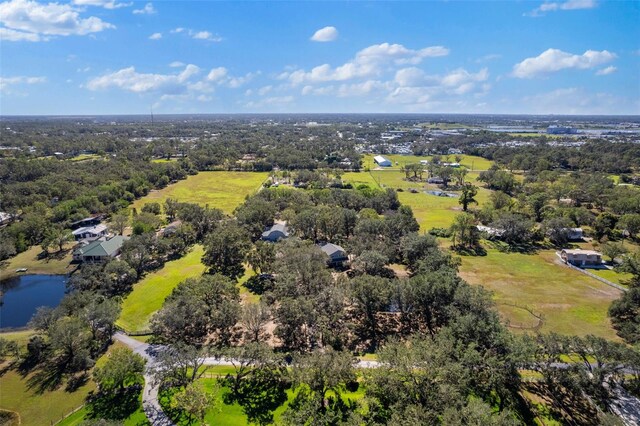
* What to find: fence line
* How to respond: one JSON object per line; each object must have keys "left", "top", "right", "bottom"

{"left": 557, "top": 253, "right": 628, "bottom": 293}
{"left": 52, "top": 404, "right": 85, "bottom": 425}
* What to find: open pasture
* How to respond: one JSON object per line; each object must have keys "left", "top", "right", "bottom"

{"left": 458, "top": 248, "right": 621, "bottom": 339}
{"left": 361, "top": 153, "right": 494, "bottom": 171}
{"left": 131, "top": 171, "right": 269, "bottom": 214}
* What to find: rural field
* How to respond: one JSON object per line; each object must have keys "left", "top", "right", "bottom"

{"left": 117, "top": 245, "right": 206, "bottom": 334}
{"left": 360, "top": 153, "right": 494, "bottom": 171}
{"left": 130, "top": 171, "right": 269, "bottom": 214}
{"left": 343, "top": 168, "right": 491, "bottom": 230}
{"left": 458, "top": 248, "right": 622, "bottom": 339}
{"left": 347, "top": 163, "right": 623, "bottom": 339}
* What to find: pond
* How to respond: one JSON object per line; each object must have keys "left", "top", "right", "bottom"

{"left": 0, "top": 275, "right": 67, "bottom": 330}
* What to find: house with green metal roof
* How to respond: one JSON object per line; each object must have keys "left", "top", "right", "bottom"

{"left": 73, "top": 235, "right": 129, "bottom": 262}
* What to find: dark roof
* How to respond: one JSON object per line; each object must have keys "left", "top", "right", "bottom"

{"left": 262, "top": 223, "right": 289, "bottom": 238}
{"left": 319, "top": 242, "right": 346, "bottom": 257}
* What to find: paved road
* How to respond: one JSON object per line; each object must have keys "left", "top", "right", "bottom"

{"left": 114, "top": 332, "right": 640, "bottom": 426}
{"left": 114, "top": 333, "right": 174, "bottom": 426}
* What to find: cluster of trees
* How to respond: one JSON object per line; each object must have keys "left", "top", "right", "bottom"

{"left": 0, "top": 157, "right": 192, "bottom": 261}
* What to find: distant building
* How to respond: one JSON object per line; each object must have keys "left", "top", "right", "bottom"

{"left": 427, "top": 177, "right": 444, "bottom": 184}
{"left": 72, "top": 224, "right": 108, "bottom": 241}
{"left": 442, "top": 162, "right": 461, "bottom": 168}
{"left": 547, "top": 125, "right": 577, "bottom": 135}
{"left": 374, "top": 155, "right": 392, "bottom": 167}
{"left": 261, "top": 223, "right": 289, "bottom": 242}
{"left": 0, "top": 212, "right": 13, "bottom": 226}
{"left": 565, "top": 228, "right": 584, "bottom": 241}
{"left": 477, "top": 225, "right": 505, "bottom": 238}
{"left": 318, "top": 242, "right": 348, "bottom": 267}
{"left": 560, "top": 249, "right": 602, "bottom": 267}
{"left": 73, "top": 236, "right": 128, "bottom": 262}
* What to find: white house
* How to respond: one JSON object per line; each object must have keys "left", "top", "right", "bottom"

{"left": 72, "top": 224, "right": 108, "bottom": 241}
{"left": 373, "top": 155, "right": 392, "bottom": 167}
{"left": 560, "top": 249, "right": 602, "bottom": 267}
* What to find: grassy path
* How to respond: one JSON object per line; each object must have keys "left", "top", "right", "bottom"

{"left": 116, "top": 245, "right": 206, "bottom": 334}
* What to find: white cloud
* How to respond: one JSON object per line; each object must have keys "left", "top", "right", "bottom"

{"left": 258, "top": 85, "right": 273, "bottom": 96}
{"left": 512, "top": 48, "right": 616, "bottom": 78}
{"left": 595, "top": 65, "right": 617, "bottom": 75}
{"left": 529, "top": 0, "right": 597, "bottom": 16}
{"left": 133, "top": 2, "right": 155, "bottom": 14}
{"left": 77, "top": 66, "right": 91, "bottom": 72}
{"left": 206, "top": 67, "right": 228, "bottom": 82}
{"left": 0, "top": 75, "right": 47, "bottom": 92}
{"left": 168, "top": 27, "right": 222, "bottom": 41}
{"left": 73, "top": 0, "right": 131, "bottom": 9}
{"left": 310, "top": 26, "right": 338, "bottom": 42}
{"left": 191, "top": 30, "right": 222, "bottom": 42}
{"left": 475, "top": 54, "right": 501, "bottom": 63}
{"left": 86, "top": 64, "right": 200, "bottom": 93}
{"left": 521, "top": 87, "right": 637, "bottom": 114}
{"left": 148, "top": 32, "right": 162, "bottom": 40}
{"left": 0, "top": 0, "right": 114, "bottom": 41}
{"left": 280, "top": 42, "right": 449, "bottom": 85}
{"left": 244, "top": 96, "right": 294, "bottom": 109}
{"left": 0, "top": 27, "right": 42, "bottom": 41}
{"left": 169, "top": 61, "right": 185, "bottom": 68}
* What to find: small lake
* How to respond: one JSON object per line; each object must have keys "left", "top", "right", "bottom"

{"left": 0, "top": 275, "right": 67, "bottom": 330}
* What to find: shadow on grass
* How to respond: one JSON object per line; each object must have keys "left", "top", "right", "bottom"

{"left": 523, "top": 382, "right": 599, "bottom": 426}
{"left": 86, "top": 385, "right": 142, "bottom": 420}
{"left": 452, "top": 245, "right": 487, "bottom": 256}
{"left": 25, "top": 361, "right": 67, "bottom": 394}
{"left": 486, "top": 240, "right": 547, "bottom": 255}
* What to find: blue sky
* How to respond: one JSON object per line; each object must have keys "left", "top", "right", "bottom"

{"left": 1, "top": 0, "right": 639, "bottom": 115}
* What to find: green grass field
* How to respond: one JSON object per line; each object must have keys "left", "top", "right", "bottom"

{"left": 68, "top": 153, "right": 103, "bottom": 162}
{"left": 589, "top": 268, "right": 632, "bottom": 286}
{"left": 343, "top": 169, "right": 491, "bottom": 231}
{"left": 131, "top": 171, "right": 269, "bottom": 214}
{"left": 160, "top": 372, "right": 366, "bottom": 426}
{"left": 0, "top": 245, "right": 75, "bottom": 280}
{"left": 361, "top": 153, "right": 494, "bottom": 171}
{"left": 0, "top": 369, "right": 95, "bottom": 426}
{"left": 117, "top": 245, "right": 206, "bottom": 334}
{"left": 0, "top": 343, "right": 135, "bottom": 426}
{"left": 458, "top": 248, "right": 621, "bottom": 339}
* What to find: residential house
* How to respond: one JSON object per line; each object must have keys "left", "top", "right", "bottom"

{"left": 70, "top": 215, "right": 104, "bottom": 229}
{"left": 72, "top": 224, "right": 108, "bottom": 241}
{"left": 261, "top": 223, "right": 289, "bottom": 242}
{"left": 318, "top": 242, "right": 348, "bottom": 267}
{"left": 73, "top": 235, "right": 129, "bottom": 262}
{"left": 560, "top": 249, "right": 602, "bottom": 267}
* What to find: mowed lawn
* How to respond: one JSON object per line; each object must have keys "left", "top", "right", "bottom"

{"left": 1, "top": 245, "right": 75, "bottom": 280}
{"left": 130, "top": 171, "right": 269, "bottom": 214}
{"left": 458, "top": 248, "right": 622, "bottom": 339}
{"left": 361, "top": 153, "right": 494, "bottom": 171}
{"left": 117, "top": 245, "right": 206, "bottom": 333}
